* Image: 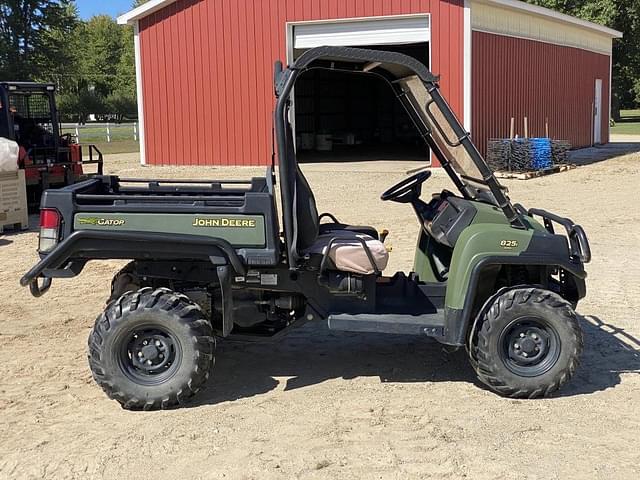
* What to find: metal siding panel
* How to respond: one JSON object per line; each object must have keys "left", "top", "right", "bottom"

{"left": 176, "top": 2, "right": 188, "bottom": 165}
{"left": 150, "top": 14, "right": 163, "bottom": 165}
{"left": 195, "top": 0, "right": 208, "bottom": 166}
{"left": 166, "top": 3, "right": 179, "bottom": 165}
{"left": 186, "top": 1, "right": 199, "bottom": 165}
{"left": 252, "top": 0, "right": 265, "bottom": 164}
{"left": 213, "top": 0, "right": 228, "bottom": 165}
{"left": 248, "top": 0, "right": 260, "bottom": 164}
{"left": 201, "top": 0, "right": 219, "bottom": 166}
{"left": 156, "top": 12, "right": 169, "bottom": 165}
{"left": 229, "top": 0, "right": 242, "bottom": 165}
{"left": 472, "top": 31, "right": 611, "bottom": 158}
{"left": 222, "top": 0, "right": 234, "bottom": 165}
{"left": 236, "top": 0, "right": 249, "bottom": 165}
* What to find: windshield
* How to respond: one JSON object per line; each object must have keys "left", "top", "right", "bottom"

{"left": 398, "top": 76, "right": 486, "bottom": 184}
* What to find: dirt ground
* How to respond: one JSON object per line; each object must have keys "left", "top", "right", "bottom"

{"left": 1, "top": 152, "right": 639, "bottom": 479}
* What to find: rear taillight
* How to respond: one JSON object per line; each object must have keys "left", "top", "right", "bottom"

{"left": 39, "top": 208, "right": 60, "bottom": 253}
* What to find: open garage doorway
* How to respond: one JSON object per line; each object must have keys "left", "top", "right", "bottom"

{"left": 289, "top": 16, "right": 431, "bottom": 163}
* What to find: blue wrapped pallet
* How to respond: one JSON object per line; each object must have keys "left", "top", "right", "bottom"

{"left": 530, "top": 138, "right": 553, "bottom": 170}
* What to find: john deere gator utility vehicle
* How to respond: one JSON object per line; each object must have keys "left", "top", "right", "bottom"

{"left": 21, "top": 47, "right": 591, "bottom": 409}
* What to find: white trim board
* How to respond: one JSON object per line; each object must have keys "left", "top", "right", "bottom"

{"left": 133, "top": 21, "right": 146, "bottom": 165}
{"left": 118, "top": 0, "right": 178, "bottom": 25}
{"left": 463, "top": 0, "right": 472, "bottom": 132}
{"left": 292, "top": 16, "right": 431, "bottom": 48}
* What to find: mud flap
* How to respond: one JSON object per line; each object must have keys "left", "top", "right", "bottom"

{"left": 217, "top": 265, "right": 234, "bottom": 337}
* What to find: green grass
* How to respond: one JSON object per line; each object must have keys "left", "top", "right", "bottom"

{"left": 90, "top": 140, "right": 140, "bottom": 155}
{"left": 611, "top": 109, "right": 640, "bottom": 136}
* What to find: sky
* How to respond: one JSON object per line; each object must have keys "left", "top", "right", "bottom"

{"left": 75, "top": 0, "right": 135, "bottom": 20}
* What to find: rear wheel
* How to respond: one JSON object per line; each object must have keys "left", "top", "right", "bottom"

{"left": 88, "top": 288, "right": 215, "bottom": 410}
{"left": 471, "top": 288, "right": 582, "bottom": 398}
{"left": 109, "top": 262, "right": 142, "bottom": 303}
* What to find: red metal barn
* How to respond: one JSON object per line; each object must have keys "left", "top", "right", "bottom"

{"left": 118, "top": 0, "right": 621, "bottom": 166}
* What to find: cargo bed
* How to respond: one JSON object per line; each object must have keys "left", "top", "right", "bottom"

{"left": 21, "top": 170, "right": 281, "bottom": 294}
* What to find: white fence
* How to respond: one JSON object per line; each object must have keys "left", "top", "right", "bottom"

{"left": 61, "top": 123, "right": 139, "bottom": 143}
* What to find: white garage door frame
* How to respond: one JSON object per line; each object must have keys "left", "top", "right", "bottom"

{"left": 285, "top": 14, "right": 432, "bottom": 150}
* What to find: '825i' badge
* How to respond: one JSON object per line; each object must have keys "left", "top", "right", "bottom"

{"left": 500, "top": 240, "right": 519, "bottom": 249}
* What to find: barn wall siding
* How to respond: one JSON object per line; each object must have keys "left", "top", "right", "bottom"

{"left": 471, "top": 31, "right": 611, "bottom": 158}
{"left": 138, "top": 0, "right": 464, "bottom": 166}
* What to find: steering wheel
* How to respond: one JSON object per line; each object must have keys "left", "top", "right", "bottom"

{"left": 380, "top": 170, "right": 432, "bottom": 203}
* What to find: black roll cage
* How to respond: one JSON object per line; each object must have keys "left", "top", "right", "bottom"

{"left": 273, "top": 46, "right": 525, "bottom": 268}
{"left": 0, "top": 82, "right": 61, "bottom": 149}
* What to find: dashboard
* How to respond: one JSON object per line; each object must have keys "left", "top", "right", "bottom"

{"left": 423, "top": 194, "right": 478, "bottom": 248}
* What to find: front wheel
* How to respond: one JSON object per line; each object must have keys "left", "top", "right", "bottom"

{"left": 471, "top": 288, "right": 583, "bottom": 398}
{"left": 88, "top": 287, "right": 215, "bottom": 410}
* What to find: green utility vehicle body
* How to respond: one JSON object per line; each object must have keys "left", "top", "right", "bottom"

{"left": 21, "top": 46, "right": 591, "bottom": 408}
{"left": 74, "top": 213, "right": 268, "bottom": 247}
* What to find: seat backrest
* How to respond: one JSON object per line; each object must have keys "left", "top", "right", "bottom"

{"left": 285, "top": 121, "right": 319, "bottom": 252}
{"left": 294, "top": 166, "right": 319, "bottom": 251}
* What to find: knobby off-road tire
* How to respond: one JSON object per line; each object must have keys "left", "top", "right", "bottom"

{"left": 471, "top": 288, "right": 583, "bottom": 399}
{"left": 88, "top": 288, "right": 215, "bottom": 410}
{"left": 109, "top": 262, "right": 141, "bottom": 304}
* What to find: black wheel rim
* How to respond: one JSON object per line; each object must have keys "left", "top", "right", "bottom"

{"left": 499, "top": 316, "right": 561, "bottom": 377}
{"left": 118, "top": 325, "right": 182, "bottom": 385}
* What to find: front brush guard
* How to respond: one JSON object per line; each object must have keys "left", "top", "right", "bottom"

{"left": 515, "top": 204, "right": 591, "bottom": 264}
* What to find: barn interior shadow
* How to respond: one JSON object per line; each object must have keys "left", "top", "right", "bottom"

{"left": 189, "top": 314, "right": 640, "bottom": 407}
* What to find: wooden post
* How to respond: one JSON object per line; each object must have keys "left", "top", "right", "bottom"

{"left": 106, "top": 123, "right": 111, "bottom": 143}
{"left": 524, "top": 117, "right": 529, "bottom": 139}
{"left": 509, "top": 117, "right": 515, "bottom": 140}
{"left": 133, "top": 122, "right": 138, "bottom": 142}
{"left": 75, "top": 125, "right": 80, "bottom": 141}
{"left": 545, "top": 117, "right": 549, "bottom": 139}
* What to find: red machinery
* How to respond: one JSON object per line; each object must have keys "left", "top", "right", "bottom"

{"left": 0, "top": 82, "right": 103, "bottom": 208}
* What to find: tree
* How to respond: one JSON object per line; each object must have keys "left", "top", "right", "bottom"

{"left": 106, "top": 91, "right": 137, "bottom": 122}
{"left": 58, "top": 88, "right": 106, "bottom": 123}
{"left": 0, "top": 0, "right": 78, "bottom": 81}
{"left": 526, "top": 1, "right": 640, "bottom": 117}
{"left": 109, "top": 19, "right": 138, "bottom": 118}
{"left": 58, "top": 12, "right": 139, "bottom": 121}
{"left": 80, "top": 15, "right": 124, "bottom": 97}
